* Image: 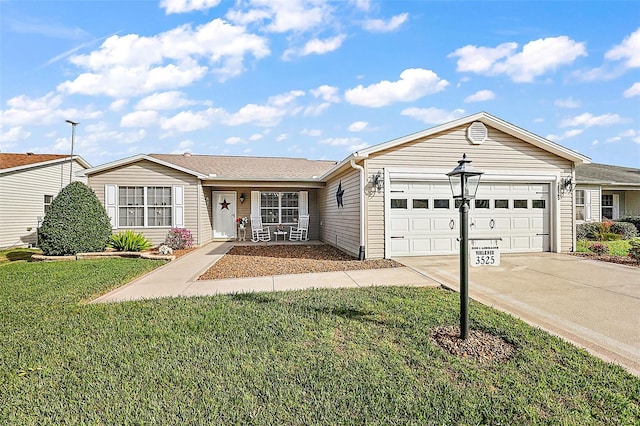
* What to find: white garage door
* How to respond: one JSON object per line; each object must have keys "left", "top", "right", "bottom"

{"left": 388, "top": 180, "right": 550, "bottom": 256}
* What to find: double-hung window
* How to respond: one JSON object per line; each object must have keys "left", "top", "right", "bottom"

{"left": 260, "top": 192, "right": 299, "bottom": 224}
{"left": 44, "top": 195, "right": 54, "bottom": 214}
{"left": 116, "top": 186, "right": 174, "bottom": 227}
{"left": 575, "top": 190, "right": 585, "bottom": 221}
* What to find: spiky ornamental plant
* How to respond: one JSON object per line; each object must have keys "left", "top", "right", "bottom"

{"left": 38, "top": 182, "right": 112, "bottom": 255}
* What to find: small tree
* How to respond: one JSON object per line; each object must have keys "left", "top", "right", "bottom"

{"left": 39, "top": 182, "right": 112, "bottom": 255}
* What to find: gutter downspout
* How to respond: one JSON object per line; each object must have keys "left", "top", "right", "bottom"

{"left": 350, "top": 159, "right": 366, "bottom": 260}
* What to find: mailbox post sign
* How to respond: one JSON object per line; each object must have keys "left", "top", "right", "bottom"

{"left": 470, "top": 240, "right": 501, "bottom": 267}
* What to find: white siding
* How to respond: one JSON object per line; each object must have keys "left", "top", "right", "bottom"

{"left": 364, "top": 124, "right": 575, "bottom": 258}
{"left": 0, "top": 159, "right": 87, "bottom": 248}
{"left": 88, "top": 160, "right": 200, "bottom": 246}
{"left": 319, "top": 168, "right": 361, "bottom": 257}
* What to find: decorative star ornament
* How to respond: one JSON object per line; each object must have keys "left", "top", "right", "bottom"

{"left": 220, "top": 199, "right": 231, "bottom": 210}
{"left": 336, "top": 181, "right": 344, "bottom": 208}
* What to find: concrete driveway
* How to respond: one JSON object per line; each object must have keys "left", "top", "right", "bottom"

{"left": 397, "top": 253, "right": 640, "bottom": 376}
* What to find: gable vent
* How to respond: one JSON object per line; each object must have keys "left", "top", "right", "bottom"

{"left": 467, "top": 121, "right": 488, "bottom": 145}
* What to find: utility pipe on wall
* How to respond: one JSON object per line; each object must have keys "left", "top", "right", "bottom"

{"left": 350, "top": 159, "right": 366, "bottom": 260}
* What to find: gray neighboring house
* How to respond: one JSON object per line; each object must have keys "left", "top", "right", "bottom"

{"left": 575, "top": 163, "right": 640, "bottom": 223}
{"left": 82, "top": 112, "right": 591, "bottom": 258}
{"left": 0, "top": 153, "right": 91, "bottom": 248}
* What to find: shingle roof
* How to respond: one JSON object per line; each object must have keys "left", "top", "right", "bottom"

{"left": 149, "top": 154, "right": 337, "bottom": 180}
{"left": 576, "top": 163, "right": 640, "bottom": 185}
{"left": 0, "top": 153, "right": 69, "bottom": 170}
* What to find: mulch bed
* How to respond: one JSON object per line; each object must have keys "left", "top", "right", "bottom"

{"left": 571, "top": 252, "right": 639, "bottom": 267}
{"left": 198, "top": 244, "right": 401, "bottom": 280}
{"left": 430, "top": 326, "right": 516, "bottom": 364}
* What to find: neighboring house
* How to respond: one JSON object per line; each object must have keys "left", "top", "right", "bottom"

{"left": 575, "top": 163, "right": 640, "bottom": 223}
{"left": 0, "top": 153, "right": 91, "bottom": 248}
{"left": 82, "top": 112, "right": 591, "bottom": 259}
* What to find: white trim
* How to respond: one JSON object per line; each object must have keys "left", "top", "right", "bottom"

{"left": 82, "top": 154, "right": 207, "bottom": 178}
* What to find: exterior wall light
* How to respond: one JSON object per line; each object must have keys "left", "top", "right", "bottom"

{"left": 239, "top": 193, "right": 245, "bottom": 203}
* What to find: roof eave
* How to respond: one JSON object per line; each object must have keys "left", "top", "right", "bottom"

{"left": 81, "top": 154, "right": 207, "bottom": 179}
{"left": 1, "top": 155, "right": 91, "bottom": 175}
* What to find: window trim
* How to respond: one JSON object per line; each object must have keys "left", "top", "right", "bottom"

{"left": 260, "top": 191, "right": 300, "bottom": 224}
{"left": 107, "top": 184, "right": 182, "bottom": 229}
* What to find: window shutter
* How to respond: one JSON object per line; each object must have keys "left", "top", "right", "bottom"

{"left": 299, "top": 191, "right": 308, "bottom": 215}
{"left": 585, "top": 190, "right": 591, "bottom": 221}
{"left": 173, "top": 186, "right": 184, "bottom": 227}
{"left": 251, "top": 191, "right": 260, "bottom": 217}
{"left": 105, "top": 184, "right": 117, "bottom": 229}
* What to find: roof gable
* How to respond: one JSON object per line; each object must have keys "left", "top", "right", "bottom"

{"left": 0, "top": 153, "right": 90, "bottom": 174}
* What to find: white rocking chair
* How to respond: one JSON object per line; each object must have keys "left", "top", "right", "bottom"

{"left": 289, "top": 215, "right": 309, "bottom": 241}
{"left": 251, "top": 216, "right": 271, "bottom": 242}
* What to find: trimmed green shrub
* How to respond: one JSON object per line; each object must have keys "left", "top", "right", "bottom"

{"left": 38, "top": 182, "right": 112, "bottom": 256}
{"left": 164, "top": 227, "right": 193, "bottom": 250}
{"left": 576, "top": 222, "right": 600, "bottom": 240}
{"left": 618, "top": 216, "right": 640, "bottom": 233}
{"left": 611, "top": 221, "right": 638, "bottom": 239}
{"left": 628, "top": 239, "right": 640, "bottom": 262}
{"left": 588, "top": 242, "right": 609, "bottom": 255}
{"left": 108, "top": 230, "right": 152, "bottom": 252}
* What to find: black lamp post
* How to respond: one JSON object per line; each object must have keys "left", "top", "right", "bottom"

{"left": 447, "top": 154, "right": 483, "bottom": 339}
{"left": 65, "top": 119, "right": 79, "bottom": 184}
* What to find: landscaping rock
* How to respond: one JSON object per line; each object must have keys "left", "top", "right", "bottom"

{"left": 430, "top": 326, "right": 516, "bottom": 364}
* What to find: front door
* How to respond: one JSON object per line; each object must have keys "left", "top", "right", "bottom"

{"left": 213, "top": 191, "right": 236, "bottom": 239}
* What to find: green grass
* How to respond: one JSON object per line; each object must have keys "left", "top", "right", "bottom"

{"left": 576, "top": 239, "right": 632, "bottom": 256}
{"left": 0, "top": 248, "right": 41, "bottom": 264}
{"left": 1, "top": 260, "right": 639, "bottom": 425}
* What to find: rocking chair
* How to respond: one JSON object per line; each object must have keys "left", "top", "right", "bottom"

{"left": 289, "top": 215, "right": 309, "bottom": 241}
{"left": 251, "top": 216, "right": 271, "bottom": 242}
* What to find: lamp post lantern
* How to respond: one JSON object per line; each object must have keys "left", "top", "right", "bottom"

{"left": 65, "top": 119, "right": 79, "bottom": 184}
{"left": 447, "top": 154, "right": 483, "bottom": 339}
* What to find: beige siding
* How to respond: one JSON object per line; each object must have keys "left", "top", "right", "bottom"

{"left": 364, "top": 124, "right": 574, "bottom": 258}
{"left": 88, "top": 160, "right": 200, "bottom": 246}
{"left": 0, "top": 160, "right": 87, "bottom": 248}
{"left": 319, "top": 168, "right": 361, "bottom": 257}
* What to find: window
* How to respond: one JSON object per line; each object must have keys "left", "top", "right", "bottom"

{"left": 575, "top": 190, "right": 585, "bottom": 221}
{"left": 475, "top": 199, "right": 489, "bottom": 209}
{"left": 602, "top": 194, "right": 613, "bottom": 219}
{"left": 455, "top": 199, "right": 464, "bottom": 209}
{"left": 495, "top": 199, "right": 509, "bottom": 209}
{"left": 118, "top": 186, "right": 172, "bottom": 227}
{"left": 434, "top": 199, "right": 450, "bottom": 209}
{"left": 391, "top": 199, "right": 407, "bottom": 209}
{"left": 532, "top": 200, "right": 546, "bottom": 209}
{"left": 261, "top": 192, "right": 299, "bottom": 223}
{"left": 413, "top": 199, "right": 429, "bottom": 209}
{"left": 514, "top": 200, "right": 528, "bottom": 209}
{"left": 44, "top": 195, "right": 54, "bottom": 214}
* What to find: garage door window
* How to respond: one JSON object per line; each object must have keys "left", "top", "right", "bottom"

{"left": 514, "top": 200, "right": 528, "bottom": 209}
{"left": 532, "top": 200, "right": 546, "bottom": 209}
{"left": 434, "top": 199, "right": 450, "bottom": 209}
{"left": 495, "top": 199, "right": 509, "bottom": 209}
{"left": 475, "top": 199, "right": 490, "bottom": 209}
{"left": 413, "top": 199, "right": 429, "bottom": 209}
{"left": 454, "top": 199, "right": 463, "bottom": 209}
{"left": 391, "top": 199, "right": 407, "bottom": 209}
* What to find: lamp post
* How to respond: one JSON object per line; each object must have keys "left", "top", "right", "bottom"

{"left": 447, "top": 154, "right": 483, "bottom": 339}
{"left": 65, "top": 119, "right": 79, "bottom": 184}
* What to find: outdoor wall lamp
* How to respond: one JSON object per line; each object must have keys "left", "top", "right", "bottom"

{"left": 239, "top": 193, "right": 245, "bottom": 203}
{"left": 557, "top": 176, "right": 574, "bottom": 200}
{"left": 371, "top": 171, "right": 383, "bottom": 192}
{"left": 447, "top": 153, "right": 483, "bottom": 340}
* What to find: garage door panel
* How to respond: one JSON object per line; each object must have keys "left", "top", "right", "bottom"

{"left": 433, "top": 217, "right": 455, "bottom": 231}
{"left": 412, "top": 239, "right": 431, "bottom": 252}
{"left": 390, "top": 238, "right": 409, "bottom": 254}
{"left": 412, "top": 218, "right": 431, "bottom": 231}
{"left": 390, "top": 218, "right": 409, "bottom": 232}
{"left": 433, "top": 238, "right": 454, "bottom": 252}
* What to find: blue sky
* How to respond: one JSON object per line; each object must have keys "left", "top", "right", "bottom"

{"left": 1, "top": 0, "right": 639, "bottom": 168}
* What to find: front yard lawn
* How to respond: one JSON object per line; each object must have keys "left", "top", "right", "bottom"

{"left": 576, "top": 239, "right": 632, "bottom": 256}
{"left": 1, "top": 259, "right": 638, "bottom": 424}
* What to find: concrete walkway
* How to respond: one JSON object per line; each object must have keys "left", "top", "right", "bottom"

{"left": 399, "top": 253, "right": 640, "bottom": 376}
{"left": 92, "top": 241, "right": 439, "bottom": 303}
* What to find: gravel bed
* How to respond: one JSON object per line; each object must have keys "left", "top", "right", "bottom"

{"left": 571, "top": 252, "right": 639, "bottom": 267}
{"left": 198, "top": 244, "right": 401, "bottom": 280}
{"left": 430, "top": 326, "right": 516, "bottom": 364}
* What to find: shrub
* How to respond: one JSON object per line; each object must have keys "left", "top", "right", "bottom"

{"left": 611, "top": 221, "right": 638, "bottom": 239}
{"left": 576, "top": 223, "right": 599, "bottom": 240}
{"left": 618, "top": 216, "right": 640, "bottom": 233}
{"left": 588, "top": 242, "right": 609, "bottom": 255}
{"left": 164, "top": 228, "right": 193, "bottom": 250}
{"left": 628, "top": 239, "right": 640, "bottom": 262}
{"left": 108, "top": 230, "right": 152, "bottom": 252}
{"left": 38, "top": 182, "right": 112, "bottom": 256}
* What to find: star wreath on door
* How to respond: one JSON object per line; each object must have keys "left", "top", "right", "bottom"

{"left": 220, "top": 199, "right": 231, "bottom": 210}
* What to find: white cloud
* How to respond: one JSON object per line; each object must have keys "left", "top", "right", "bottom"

{"left": 161, "top": 0, "right": 221, "bottom": 14}
{"left": 58, "top": 19, "right": 270, "bottom": 97}
{"left": 171, "top": 139, "right": 195, "bottom": 154}
{"left": 284, "top": 34, "right": 346, "bottom": 59}
{"left": 605, "top": 27, "right": 640, "bottom": 69}
{"left": 345, "top": 68, "right": 448, "bottom": 107}
{"left": 225, "top": 136, "right": 243, "bottom": 145}
{"left": 224, "top": 104, "right": 286, "bottom": 127}
{"left": 0, "top": 126, "right": 31, "bottom": 143}
{"left": 161, "top": 110, "right": 212, "bottom": 132}
{"left": 363, "top": 13, "right": 408, "bottom": 33}
{"left": 546, "top": 129, "right": 584, "bottom": 142}
{"left": 120, "top": 110, "right": 159, "bottom": 127}
{"left": 560, "top": 112, "right": 626, "bottom": 128}
{"left": 303, "top": 102, "right": 330, "bottom": 116}
{"left": 0, "top": 92, "right": 101, "bottom": 127}
{"left": 351, "top": 0, "right": 370, "bottom": 11}
{"left": 348, "top": 121, "right": 368, "bottom": 132}
{"left": 449, "top": 36, "right": 586, "bottom": 82}
{"left": 554, "top": 97, "right": 581, "bottom": 108}
{"left": 623, "top": 82, "right": 640, "bottom": 98}
{"left": 464, "top": 90, "right": 495, "bottom": 103}
{"left": 276, "top": 133, "right": 288, "bottom": 141}
{"left": 249, "top": 133, "right": 264, "bottom": 141}
{"left": 136, "top": 91, "right": 197, "bottom": 110}
{"left": 320, "top": 137, "right": 361, "bottom": 146}
{"left": 349, "top": 142, "right": 369, "bottom": 151}
{"left": 109, "top": 99, "right": 129, "bottom": 111}
{"left": 268, "top": 90, "right": 305, "bottom": 107}
{"left": 401, "top": 107, "right": 465, "bottom": 124}
{"left": 301, "top": 128, "right": 322, "bottom": 136}
{"left": 311, "top": 85, "right": 340, "bottom": 102}
{"left": 228, "top": 0, "right": 330, "bottom": 33}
